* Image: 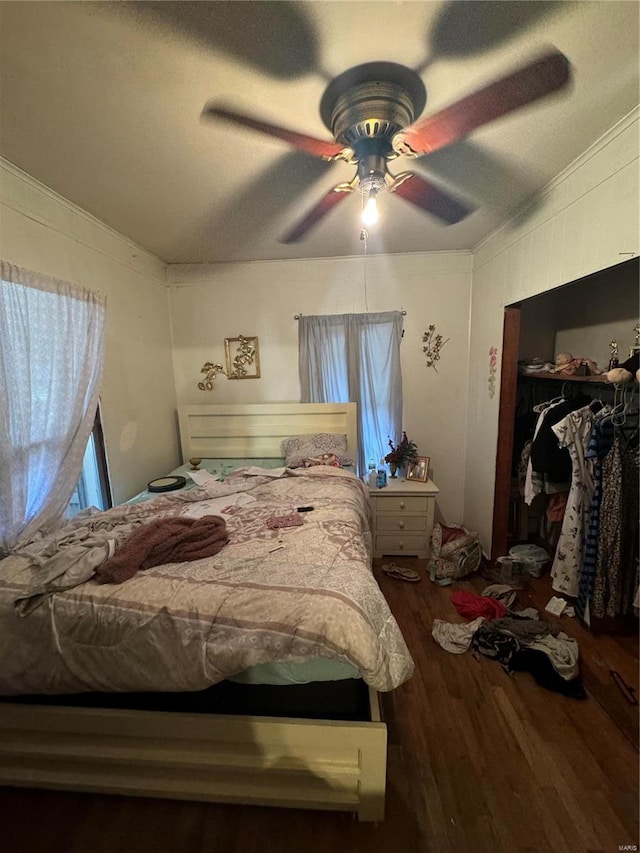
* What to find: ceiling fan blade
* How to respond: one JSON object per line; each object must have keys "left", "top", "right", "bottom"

{"left": 394, "top": 50, "right": 571, "bottom": 156}
{"left": 204, "top": 105, "right": 348, "bottom": 160}
{"left": 388, "top": 172, "right": 471, "bottom": 224}
{"left": 122, "top": 1, "right": 321, "bottom": 80}
{"left": 280, "top": 184, "right": 355, "bottom": 243}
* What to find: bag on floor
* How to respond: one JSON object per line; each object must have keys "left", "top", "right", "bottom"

{"left": 428, "top": 522, "right": 482, "bottom": 586}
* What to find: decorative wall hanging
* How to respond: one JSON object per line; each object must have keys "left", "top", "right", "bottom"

{"left": 198, "top": 361, "right": 226, "bottom": 391}
{"left": 488, "top": 346, "right": 498, "bottom": 398}
{"left": 197, "top": 335, "right": 260, "bottom": 390}
{"left": 225, "top": 335, "right": 260, "bottom": 379}
{"left": 422, "top": 324, "right": 449, "bottom": 372}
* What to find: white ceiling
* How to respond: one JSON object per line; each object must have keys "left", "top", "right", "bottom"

{"left": 0, "top": 1, "right": 638, "bottom": 264}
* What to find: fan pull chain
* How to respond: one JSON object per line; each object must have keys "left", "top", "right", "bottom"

{"left": 360, "top": 226, "right": 370, "bottom": 312}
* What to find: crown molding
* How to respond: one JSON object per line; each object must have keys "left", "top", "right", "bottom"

{"left": 0, "top": 157, "right": 166, "bottom": 283}
{"left": 167, "top": 250, "right": 473, "bottom": 287}
{"left": 473, "top": 105, "right": 640, "bottom": 261}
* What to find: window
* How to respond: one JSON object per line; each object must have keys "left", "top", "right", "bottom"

{"left": 0, "top": 262, "right": 106, "bottom": 553}
{"left": 67, "top": 406, "right": 112, "bottom": 518}
{"left": 298, "top": 311, "right": 404, "bottom": 475}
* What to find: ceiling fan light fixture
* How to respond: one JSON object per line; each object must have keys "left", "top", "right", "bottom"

{"left": 357, "top": 152, "right": 387, "bottom": 193}
{"left": 361, "top": 189, "right": 379, "bottom": 226}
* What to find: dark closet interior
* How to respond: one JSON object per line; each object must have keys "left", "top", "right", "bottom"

{"left": 491, "top": 258, "right": 639, "bottom": 748}
{"left": 494, "top": 257, "right": 639, "bottom": 632}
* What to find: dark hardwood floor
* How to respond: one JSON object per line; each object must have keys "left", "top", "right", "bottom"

{"left": 1, "top": 561, "right": 638, "bottom": 853}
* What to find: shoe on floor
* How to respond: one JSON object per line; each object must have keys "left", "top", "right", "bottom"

{"left": 381, "top": 562, "right": 421, "bottom": 583}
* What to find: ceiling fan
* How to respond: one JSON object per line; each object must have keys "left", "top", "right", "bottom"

{"left": 203, "top": 50, "right": 571, "bottom": 243}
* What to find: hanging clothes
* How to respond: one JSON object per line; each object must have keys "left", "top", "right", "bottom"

{"left": 592, "top": 433, "right": 640, "bottom": 618}
{"left": 549, "top": 403, "right": 601, "bottom": 598}
{"left": 529, "top": 394, "right": 591, "bottom": 484}
{"left": 524, "top": 398, "right": 566, "bottom": 505}
{"left": 576, "top": 415, "right": 616, "bottom": 621}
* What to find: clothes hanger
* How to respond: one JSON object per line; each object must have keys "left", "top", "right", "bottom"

{"left": 615, "top": 390, "right": 639, "bottom": 445}
{"left": 533, "top": 386, "right": 565, "bottom": 413}
{"left": 611, "top": 384, "right": 631, "bottom": 426}
{"left": 598, "top": 383, "right": 626, "bottom": 426}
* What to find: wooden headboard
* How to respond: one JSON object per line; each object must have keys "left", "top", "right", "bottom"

{"left": 178, "top": 402, "right": 358, "bottom": 462}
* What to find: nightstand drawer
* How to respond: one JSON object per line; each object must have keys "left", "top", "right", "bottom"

{"left": 373, "top": 495, "right": 428, "bottom": 514}
{"left": 376, "top": 515, "right": 427, "bottom": 532}
{"left": 376, "top": 534, "right": 427, "bottom": 555}
{"left": 368, "top": 478, "right": 438, "bottom": 560}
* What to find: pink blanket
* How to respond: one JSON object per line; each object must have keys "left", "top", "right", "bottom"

{"left": 95, "top": 515, "right": 228, "bottom": 584}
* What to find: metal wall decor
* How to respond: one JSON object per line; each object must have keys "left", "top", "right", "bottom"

{"left": 198, "top": 361, "right": 226, "bottom": 391}
{"left": 225, "top": 335, "right": 260, "bottom": 379}
{"left": 422, "top": 324, "right": 449, "bottom": 372}
{"left": 197, "top": 336, "right": 260, "bottom": 390}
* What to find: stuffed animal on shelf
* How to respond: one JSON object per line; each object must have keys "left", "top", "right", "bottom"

{"left": 550, "top": 352, "right": 604, "bottom": 376}
{"left": 605, "top": 351, "right": 640, "bottom": 384}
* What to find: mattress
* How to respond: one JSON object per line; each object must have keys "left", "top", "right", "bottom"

{"left": 0, "top": 466, "right": 414, "bottom": 695}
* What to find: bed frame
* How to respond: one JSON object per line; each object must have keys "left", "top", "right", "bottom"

{"left": 177, "top": 401, "right": 359, "bottom": 463}
{"left": 0, "top": 402, "right": 389, "bottom": 821}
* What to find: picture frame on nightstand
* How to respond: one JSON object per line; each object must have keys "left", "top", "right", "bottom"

{"left": 406, "top": 456, "right": 429, "bottom": 482}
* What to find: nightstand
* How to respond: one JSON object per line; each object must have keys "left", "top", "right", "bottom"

{"left": 369, "top": 477, "right": 440, "bottom": 559}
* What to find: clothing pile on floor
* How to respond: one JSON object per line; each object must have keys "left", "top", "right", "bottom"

{"left": 432, "top": 584, "right": 586, "bottom": 699}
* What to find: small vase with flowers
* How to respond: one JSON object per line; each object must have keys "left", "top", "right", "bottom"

{"left": 384, "top": 432, "right": 418, "bottom": 478}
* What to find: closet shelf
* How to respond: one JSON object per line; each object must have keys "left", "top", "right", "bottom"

{"left": 519, "top": 371, "right": 611, "bottom": 384}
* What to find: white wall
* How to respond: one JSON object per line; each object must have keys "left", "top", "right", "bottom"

{"left": 552, "top": 261, "right": 639, "bottom": 368}
{"left": 0, "top": 159, "right": 178, "bottom": 504}
{"left": 465, "top": 108, "right": 639, "bottom": 554}
{"left": 168, "top": 251, "right": 472, "bottom": 523}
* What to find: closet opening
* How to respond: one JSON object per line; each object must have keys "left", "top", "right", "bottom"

{"left": 492, "top": 257, "right": 639, "bottom": 634}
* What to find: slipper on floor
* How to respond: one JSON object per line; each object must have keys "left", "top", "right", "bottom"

{"left": 382, "top": 562, "right": 421, "bottom": 583}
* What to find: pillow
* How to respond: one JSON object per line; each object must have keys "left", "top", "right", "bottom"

{"left": 303, "top": 452, "right": 341, "bottom": 468}
{"left": 282, "top": 433, "right": 352, "bottom": 468}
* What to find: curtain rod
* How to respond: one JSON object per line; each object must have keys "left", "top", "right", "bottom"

{"left": 294, "top": 309, "right": 406, "bottom": 320}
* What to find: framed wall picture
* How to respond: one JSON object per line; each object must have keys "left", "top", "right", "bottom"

{"left": 225, "top": 335, "right": 260, "bottom": 379}
{"left": 406, "top": 456, "right": 429, "bottom": 483}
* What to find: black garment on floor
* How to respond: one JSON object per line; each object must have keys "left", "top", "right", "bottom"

{"left": 510, "top": 648, "right": 587, "bottom": 700}
{"left": 471, "top": 624, "right": 519, "bottom": 673}
{"left": 529, "top": 394, "right": 591, "bottom": 482}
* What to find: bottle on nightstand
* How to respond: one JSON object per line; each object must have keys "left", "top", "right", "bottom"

{"left": 376, "top": 459, "right": 388, "bottom": 489}
{"left": 368, "top": 458, "right": 377, "bottom": 488}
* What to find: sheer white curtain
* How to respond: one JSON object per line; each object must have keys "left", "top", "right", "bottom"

{"left": 0, "top": 262, "right": 106, "bottom": 555}
{"left": 298, "top": 311, "right": 404, "bottom": 475}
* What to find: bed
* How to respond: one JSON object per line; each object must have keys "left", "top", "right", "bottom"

{"left": 0, "top": 402, "right": 414, "bottom": 821}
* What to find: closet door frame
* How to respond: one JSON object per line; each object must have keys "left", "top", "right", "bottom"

{"left": 491, "top": 304, "right": 521, "bottom": 562}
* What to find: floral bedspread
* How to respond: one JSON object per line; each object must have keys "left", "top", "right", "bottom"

{"left": 0, "top": 467, "right": 414, "bottom": 694}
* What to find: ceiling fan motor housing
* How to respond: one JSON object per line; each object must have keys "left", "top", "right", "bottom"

{"left": 332, "top": 80, "right": 418, "bottom": 192}
{"left": 320, "top": 63, "right": 427, "bottom": 193}
{"left": 330, "top": 80, "right": 416, "bottom": 149}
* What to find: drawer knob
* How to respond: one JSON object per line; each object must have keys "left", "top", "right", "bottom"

{"left": 399, "top": 522, "right": 405, "bottom": 529}
{"left": 399, "top": 501, "right": 405, "bottom": 509}
{"left": 399, "top": 543, "right": 404, "bottom": 549}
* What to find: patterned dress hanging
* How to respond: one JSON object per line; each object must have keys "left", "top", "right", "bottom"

{"left": 550, "top": 405, "right": 598, "bottom": 597}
